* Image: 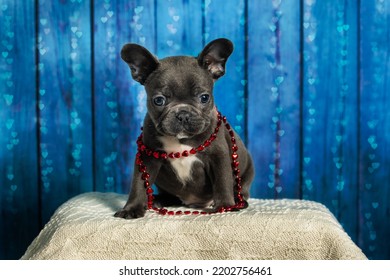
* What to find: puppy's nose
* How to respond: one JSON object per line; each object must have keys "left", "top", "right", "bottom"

{"left": 176, "top": 111, "right": 191, "bottom": 124}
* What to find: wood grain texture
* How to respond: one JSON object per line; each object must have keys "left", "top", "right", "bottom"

{"left": 37, "top": 0, "right": 93, "bottom": 223}
{"left": 302, "top": 0, "right": 359, "bottom": 242}
{"left": 204, "top": 0, "right": 247, "bottom": 141}
{"left": 247, "top": 0, "right": 301, "bottom": 199}
{"left": 156, "top": 0, "right": 203, "bottom": 57}
{"left": 0, "top": 0, "right": 39, "bottom": 259}
{"left": 94, "top": 0, "right": 156, "bottom": 193}
{"left": 359, "top": 0, "right": 390, "bottom": 260}
{"left": 0, "top": 0, "right": 389, "bottom": 260}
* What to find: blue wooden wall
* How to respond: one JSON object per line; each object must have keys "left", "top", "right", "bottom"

{"left": 0, "top": 0, "right": 389, "bottom": 260}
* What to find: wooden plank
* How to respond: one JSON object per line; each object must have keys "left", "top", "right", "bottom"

{"left": 94, "top": 0, "right": 156, "bottom": 193}
{"left": 37, "top": 0, "right": 93, "bottom": 222}
{"left": 156, "top": 0, "right": 203, "bottom": 57}
{"left": 204, "top": 0, "right": 247, "bottom": 139}
{"left": 359, "top": 0, "right": 390, "bottom": 260}
{"left": 302, "top": 0, "right": 359, "bottom": 242}
{"left": 0, "top": 1, "right": 39, "bottom": 259}
{"left": 247, "top": 0, "right": 301, "bottom": 199}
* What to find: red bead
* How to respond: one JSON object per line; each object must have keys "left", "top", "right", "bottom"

{"left": 184, "top": 211, "right": 191, "bottom": 215}
{"left": 168, "top": 152, "right": 174, "bottom": 158}
{"left": 201, "top": 211, "right": 208, "bottom": 215}
{"left": 209, "top": 134, "right": 217, "bottom": 141}
{"left": 232, "top": 144, "right": 238, "bottom": 152}
{"left": 229, "top": 130, "right": 234, "bottom": 137}
{"left": 225, "top": 123, "right": 231, "bottom": 130}
{"left": 236, "top": 177, "right": 242, "bottom": 184}
{"left": 231, "top": 137, "right": 236, "bottom": 143}
{"left": 153, "top": 151, "right": 160, "bottom": 159}
{"left": 144, "top": 181, "right": 150, "bottom": 187}
{"left": 175, "top": 211, "right": 183, "bottom": 215}
{"left": 147, "top": 203, "right": 153, "bottom": 209}
{"left": 168, "top": 211, "right": 175, "bottom": 215}
{"left": 159, "top": 209, "right": 168, "bottom": 215}
{"left": 232, "top": 153, "right": 238, "bottom": 160}
{"left": 217, "top": 120, "right": 222, "bottom": 127}
{"left": 217, "top": 207, "right": 225, "bottom": 213}
{"left": 182, "top": 150, "right": 189, "bottom": 157}
{"left": 234, "top": 168, "right": 240, "bottom": 175}
{"left": 197, "top": 145, "right": 205, "bottom": 152}
{"left": 146, "top": 149, "right": 152, "bottom": 156}
{"left": 222, "top": 116, "right": 227, "bottom": 123}
{"left": 237, "top": 202, "right": 246, "bottom": 208}
{"left": 204, "top": 140, "right": 211, "bottom": 147}
{"left": 136, "top": 157, "right": 142, "bottom": 165}
{"left": 174, "top": 152, "right": 181, "bottom": 158}
{"left": 141, "top": 173, "right": 150, "bottom": 180}
{"left": 232, "top": 161, "right": 239, "bottom": 168}
{"left": 214, "top": 127, "right": 219, "bottom": 133}
{"left": 146, "top": 187, "right": 153, "bottom": 194}
{"left": 140, "top": 145, "right": 146, "bottom": 152}
{"left": 139, "top": 165, "right": 146, "bottom": 172}
{"left": 160, "top": 152, "right": 168, "bottom": 159}
{"left": 190, "top": 148, "right": 197, "bottom": 155}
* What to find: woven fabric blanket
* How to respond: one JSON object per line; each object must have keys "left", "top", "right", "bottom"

{"left": 22, "top": 192, "right": 366, "bottom": 260}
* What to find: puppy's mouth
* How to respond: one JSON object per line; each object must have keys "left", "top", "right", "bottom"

{"left": 159, "top": 118, "right": 208, "bottom": 139}
{"left": 157, "top": 107, "right": 210, "bottom": 139}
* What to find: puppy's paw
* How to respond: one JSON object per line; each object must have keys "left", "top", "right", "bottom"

{"left": 114, "top": 205, "right": 146, "bottom": 219}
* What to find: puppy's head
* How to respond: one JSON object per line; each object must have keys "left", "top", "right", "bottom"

{"left": 121, "top": 38, "right": 233, "bottom": 139}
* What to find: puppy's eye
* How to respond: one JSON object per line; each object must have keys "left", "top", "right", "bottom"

{"left": 153, "top": 96, "right": 166, "bottom": 106}
{"left": 200, "top": 94, "right": 210, "bottom": 104}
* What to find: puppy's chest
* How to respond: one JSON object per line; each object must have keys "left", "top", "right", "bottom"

{"left": 159, "top": 137, "right": 200, "bottom": 183}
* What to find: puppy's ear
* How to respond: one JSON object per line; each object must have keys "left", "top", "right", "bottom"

{"left": 197, "top": 38, "right": 233, "bottom": 80}
{"left": 121, "top": 44, "right": 159, "bottom": 85}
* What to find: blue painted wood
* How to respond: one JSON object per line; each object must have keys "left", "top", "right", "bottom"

{"left": 37, "top": 0, "right": 93, "bottom": 222}
{"left": 156, "top": 0, "right": 203, "bottom": 57}
{"left": 204, "top": 0, "right": 247, "bottom": 141}
{"left": 0, "top": 0, "right": 39, "bottom": 259}
{"left": 1, "top": 0, "right": 390, "bottom": 260}
{"left": 359, "top": 0, "right": 390, "bottom": 260}
{"left": 247, "top": 0, "right": 301, "bottom": 199}
{"left": 302, "top": 0, "right": 359, "bottom": 242}
{"left": 94, "top": 0, "right": 156, "bottom": 193}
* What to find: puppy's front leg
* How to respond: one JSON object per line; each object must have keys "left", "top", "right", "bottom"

{"left": 211, "top": 153, "right": 236, "bottom": 210}
{"left": 115, "top": 157, "right": 162, "bottom": 219}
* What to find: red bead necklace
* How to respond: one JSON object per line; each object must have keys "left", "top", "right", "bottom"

{"left": 135, "top": 111, "right": 246, "bottom": 216}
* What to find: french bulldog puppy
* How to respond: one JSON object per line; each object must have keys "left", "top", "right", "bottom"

{"left": 115, "top": 38, "right": 254, "bottom": 219}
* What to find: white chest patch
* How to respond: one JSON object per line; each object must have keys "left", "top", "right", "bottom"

{"left": 159, "top": 136, "right": 200, "bottom": 184}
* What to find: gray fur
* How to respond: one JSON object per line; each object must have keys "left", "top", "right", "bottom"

{"left": 115, "top": 38, "right": 254, "bottom": 219}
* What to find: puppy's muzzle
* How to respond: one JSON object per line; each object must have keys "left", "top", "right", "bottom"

{"left": 176, "top": 110, "right": 192, "bottom": 125}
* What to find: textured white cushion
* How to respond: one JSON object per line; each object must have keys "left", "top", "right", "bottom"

{"left": 22, "top": 192, "right": 366, "bottom": 260}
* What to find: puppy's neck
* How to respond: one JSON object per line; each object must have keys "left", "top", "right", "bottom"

{"left": 158, "top": 136, "right": 200, "bottom": 184}
{"left": 158, "top": 136, "right": 191, "bottom": 154}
